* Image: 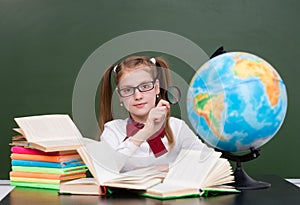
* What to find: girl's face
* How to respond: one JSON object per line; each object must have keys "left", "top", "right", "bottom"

{"left": 117, "top": 68, "right": 159, "bottom": 123}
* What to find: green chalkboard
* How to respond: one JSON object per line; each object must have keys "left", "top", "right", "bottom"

{"left": 1, "top": 0, "right": 299, "bottom": 179}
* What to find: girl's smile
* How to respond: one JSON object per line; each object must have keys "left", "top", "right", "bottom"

{"left": 134, "top": 102, "right": 147, "bottom": 108}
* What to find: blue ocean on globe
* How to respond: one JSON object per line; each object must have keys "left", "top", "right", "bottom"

{"left": 187, "top": 52, "right": 287, "bottom": 153}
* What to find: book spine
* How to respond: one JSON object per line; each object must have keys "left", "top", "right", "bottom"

{"left": 11, "top": 146, "right": 56, "bottom": 155}
{"left": 11, "top": 160, "right": 84, "bottom": 168}
{"left": 10, "top": 181, "right": 60, "bottom": 190}
{"left": 11, "top": 165, "right": 87, "bottom": 174}
{"left": 11, "top": 146, "right": 77, "bottom": 156}
{"left": 10, "top": 153, "right": 81, "bottom": 162}
{"left": 10, "top": 171, "right": 86, "bottom": 180}
{"left": 11, "top": 160, "right": 63, "bottom": 168}
{"left": 10, "top": 177, "right": 60, "bottom": 184}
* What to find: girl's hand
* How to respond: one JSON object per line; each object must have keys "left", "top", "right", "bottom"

{"left": 129, "top": 100, "right": 170, "bottom": 145}
{"left": 145, "top": 99, "right": 170, "bottom": 135}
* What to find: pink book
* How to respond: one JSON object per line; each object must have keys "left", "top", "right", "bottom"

{"left": 11, "top": 146, "right": 77, "bottom": 156}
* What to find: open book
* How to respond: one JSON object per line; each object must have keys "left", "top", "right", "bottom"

{"left": 59, "top": 177, "right": 101, "bottom": 195}
{"left": 59, "top": 141, "right": 166, "bottom": 195}
{"left": 142, "top": 149, "right": 239, "bottom": 199}
{"left": 10, "top": 114, "right": 94, "bottom": 152}
{"left": 60, "top": 140, "right": 238, "bottom": 198}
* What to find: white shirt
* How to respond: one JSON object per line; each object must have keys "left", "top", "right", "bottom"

{"left": 100, "top": 117, "right": 212, "bottom": 172}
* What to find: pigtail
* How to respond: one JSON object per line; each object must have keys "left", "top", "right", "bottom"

{"left": 155, "top": 57, "right": 172, "bottom": 99}
{"left": 156, "top": 57, "right": 172, "bottom": 85}
{"left": 155, "top": 57, "right": 175, "bottom": 149}
{"left": 99, "top": 65, "right": 115, "bottom": 132}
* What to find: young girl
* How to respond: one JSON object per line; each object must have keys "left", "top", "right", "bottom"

{"left": 99, "top": 56, "right": 211, "bottom": 172}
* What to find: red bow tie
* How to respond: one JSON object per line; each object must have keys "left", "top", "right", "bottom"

{"left": 124, "top": 118, "right": 167, "bottom": 157}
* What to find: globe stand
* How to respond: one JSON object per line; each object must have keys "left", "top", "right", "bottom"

{"left": 217, "top": 148, "right": 271, "bottom": 190}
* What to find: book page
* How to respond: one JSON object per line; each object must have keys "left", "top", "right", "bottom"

{"left": 77, "top": 146, "right": 98, "bottom": 183}
{"left": 147, "top": 182, "right": 191, "bottom": 193}
{"left": 59, "top": 177, "right": 100, "bottom": 195}
{"left": 36, "top": 137, "right": 94, "bottom": 147}
{"left": 202, "top": 158, "right": 234, "bottom": 187}
{"left": 34, "top": 139, "right": 83, "bottom": 147}
{"left": 105, "top": 178, "right": 162, "bottom": 190}
{"left": 12, "top": 128, "right": 23, "bottom": 135}
{"left": 20, "top": 137, "right": 94, "bottom": 152}
{"left": 108, "top": 167, "right": 166, "bottom": 183}
{"left": 62, "top": 178, "right": 98, "bottom": 185}
{"left": 83, "top": 141, "right": 128, "bottom": 183}
{"left": 163, "top": 149, "right": 221, "bottom": 188}
{"left": 80, "top": 141, "right": 167, "bottom": 187}
{"left": 117, "top": 166, "right": 164, "bottom": 177}
{"left": 145, "top": 182, "right": 199, "bottom": 197}
{"left": 14, "top": 114, "right": 83, "bottom": 142}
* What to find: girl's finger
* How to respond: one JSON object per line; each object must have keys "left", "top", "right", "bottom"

{"left": 156, "top": 99, "right": 170, "bottom": 109}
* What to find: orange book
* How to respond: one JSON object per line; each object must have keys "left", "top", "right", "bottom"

{"left": 10, "top": 153, "right": 81, "bottom": 162}
{"left": 10, "top": 171, "right": 86, "bottom": 180}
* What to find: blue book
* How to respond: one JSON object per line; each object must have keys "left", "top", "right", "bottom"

{"left": 11, "top": 159, "right": 84, "bottom": 168}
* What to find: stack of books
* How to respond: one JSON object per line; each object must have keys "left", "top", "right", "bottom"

{"left": 9, "top": 146, "right": 87, "bottom": 190}
{"left": 8, "top": 114, "right": 95, "bottom": 190}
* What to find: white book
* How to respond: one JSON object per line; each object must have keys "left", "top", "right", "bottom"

{"left": 143, "top": 149, "right": 239, "bottom": 199}
{"left": 61, "top": 141, "right": 239, "bottom": 198}
{"left": 11, "top": 114, "right": 94, "bottom": 152}
{"left": 60, "top": 141, "right": 166, "bottom": 195}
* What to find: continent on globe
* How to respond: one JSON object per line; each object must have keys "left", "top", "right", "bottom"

{"left": 193, "top": 93, "right": 225, "bottom": 140}
{"left": 233, "top": 56, "right": 280, "bottom": 107}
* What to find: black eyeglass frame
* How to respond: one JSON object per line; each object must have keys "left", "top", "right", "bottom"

{"left": 117, "top": 79, "right": 158, "bottom": 98}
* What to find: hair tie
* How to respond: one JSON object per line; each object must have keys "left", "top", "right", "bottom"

{"left": 150, "top": 57, "right": 156, "bottom": 65}
{"left": 113, "top": 65, "right": 118, "bottom": 73}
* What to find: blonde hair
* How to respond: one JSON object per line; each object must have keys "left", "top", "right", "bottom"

{"left": 99, "top": 56, "right": 174, "bottom": 147}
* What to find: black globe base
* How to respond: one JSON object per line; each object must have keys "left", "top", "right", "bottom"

{"left": 217, "top": 148, "right": 271, "bottom": 190}
{"left": 233, "top": 161, "right": 271, "bottom": 190}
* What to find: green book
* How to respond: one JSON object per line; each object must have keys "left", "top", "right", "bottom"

{"left": 10, "top": 181, "right": 59, "bottom": 190}
{"left": 12, "top": 165, "right": 87, "bottom": 174}
{"left": 141, "top": 186, "right": 239, "bottom": 200}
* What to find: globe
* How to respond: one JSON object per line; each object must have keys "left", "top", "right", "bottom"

{"left": 187, "top": 52, "right": 287, "bottom": 153}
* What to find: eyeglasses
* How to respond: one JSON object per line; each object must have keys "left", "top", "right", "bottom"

{"left": 117, "top": 80, "right": 156, "bottom": 97}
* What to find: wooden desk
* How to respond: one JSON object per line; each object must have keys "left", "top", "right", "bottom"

{"left": 1, "top": 175, "right": 300, "bottom": 205}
